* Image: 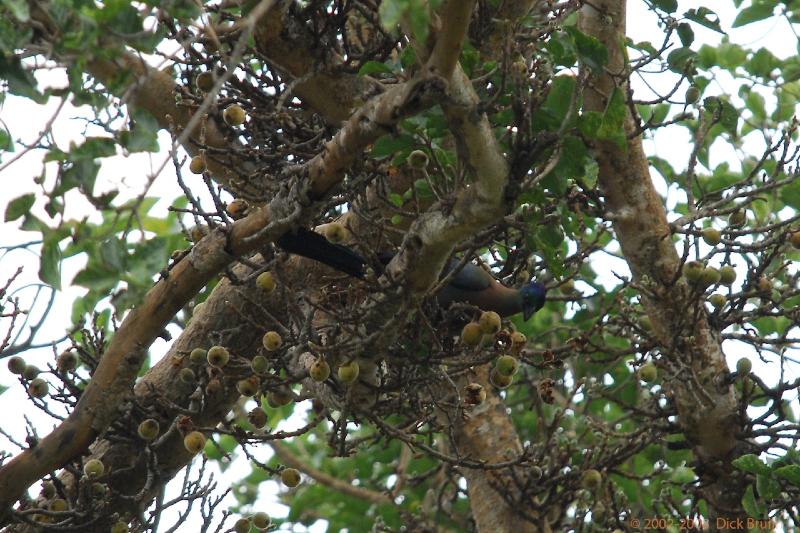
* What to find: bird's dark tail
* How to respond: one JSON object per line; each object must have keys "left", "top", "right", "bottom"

{"left": 276, "top": 227, "right": 368, "bottom": 278}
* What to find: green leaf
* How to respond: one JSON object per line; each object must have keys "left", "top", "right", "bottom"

{"left": 388, "top": 193, "right": 404, "bottom": 208}
{"left": 358, "top": 61, "right": 393, "bottom": 75}
{"left": 99, "top": 238, "right": 127, "bottom": 271}
{"left": 583, "top": 88, "right": 627, "bottom": 149}
{"left": 40, "top": 236, "right": 62, "bottom": 289}
{"left": 546, "top": 31, "right": 577, "bottom": 67}
{"left": 379, "top": 0, "right": 406, "bottom": 31}
{"left": 71, "top": 137, "right": 116, "bottom": 160}
{"left": 746, "top": 48, "right": 779, "bottom": 78}
{"left": 742, "top": 484, "right": 765, "bottom": 518}
{"left": 578, "top": 111, "right": 603, "bottom": 139}
{"left": 73, "top": 262, "right": 118, "bottom": 292}
{"left": 400, "top": 45, "right": 417, "bottom": 69}
{"left": 744, "top": 90, "right": 766, "bottom": 121}
{"left": 732, "top": 2, "right": 775, "bottom": 27}
{"left": 676, "top": 22, "right": 694, "bottom": 46}
{"left": 1, "top": 0, "right": 29, "bottom": 22}
{"left": 4, "top": 193, "right": 35, "bottom": 222}
{"left": 684, "top": 7, "right": 725, "bottom": 34}
{"left": 718, "top": 99, "right": 740, "bottom": 136}
{"left": 696, "top": 44, "right": 718, "bottom": 69}
{"left": 732, "top": 454, "right": 771, "bottom": 476}
{"left": 774, "top": 85, "right": 798, "bottom": 122}
{"left": 0, "top": 127, "right": 11, "bottom": 152}
{"left": 406, "top": 0, "right": 432, "bottom": 42}
{"left": 756, "top": 473, "right": 781, "bottom": 500}
{"left": 718, "top": 41, "right": 747, "bottom": 70}
{"left": 534, "top": 75, "right": 577, "bottom": 131}
{"left": 671, "top": 466, "right": 695, "bottom": 483}
{"left": 565, "top": 27, "right": 607, "bottom": 74}
{"left": 531, "top": 224, "right": 565, "bottom": 277}
{"left": 666, "top": 47, "right": 697, "bottom": 73}
{"left": 120, "top": 109, "right": 160, "bottom": 153}
{"left": 773, "top": 465, "right": 800, "bottom": 486}
{"left": 649, "top": 156, "right": 676, "bottom": 182}
{"left": 369, "top": 134, "right": 416, "bottom": 159}
{"left": 652, "top": 0, "right": 677, "bottom": 13}
{"left": 548, "top": 136, "right": 588, "bottom": 195}
{"left": 782, "top": 59, "right": 800, "bottom": 82}
{"left": 0, "top": 53, "right": 46, "bottom": 103}
{"left": 92, "top": 0, "right": 144, "bottom": 34}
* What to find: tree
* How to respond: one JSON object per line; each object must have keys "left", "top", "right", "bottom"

{"left": 1, "top": 0, "right": 799, "bottom": 531}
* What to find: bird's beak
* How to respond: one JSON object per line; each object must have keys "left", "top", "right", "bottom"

{"left": 522, "top": 306, "right": 534, "bottom": 322}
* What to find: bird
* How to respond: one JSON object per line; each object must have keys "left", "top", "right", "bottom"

{"left": 276, "top": 227, "right": 547, "bottom": 320}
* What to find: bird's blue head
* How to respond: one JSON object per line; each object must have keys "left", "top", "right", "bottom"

{"left": 520, "top": 282, "right": 547, "bottom": 321}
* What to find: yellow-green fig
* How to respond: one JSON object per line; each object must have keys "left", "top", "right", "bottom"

{"left": 83, "top": 459, "right": 105, "bottom": 480}
{"left": 256, "top": 272, "right": 275, "bottom": 292}
{"left": 461, "top": 322, "right": 483, "bottom": 346}
{"left": 700, "top": 267, "right": 721, "bottom": 288}
{"left": 407, "top": 150, "right": 429, "bottom": 169}
{"left": 57, "top": 351, "right": 78, "bottom": 372}
{"left": 7, "top": 356, "right": 25, "bottom": 375}
{"left": 495, "top": 355, "right": 519, "bottom": 377}
{"left": 251, "top": 355, "right": 269, "bottom": 374}
{"left": 266, "top": 388, "right": 293, "bottom": 408}
{"left": 638, "top": 362, "right": 657, "bottom": 383}
{"left": 262, "top": 331, "right": 282, "bottom": 351}
{"left": 223, "top": 104, "right": 246, "bottom": 126}
{"left": 248, "top": 407, "right": 268, "bottom": 429}
{"left": 581, "top": 469, "right": 602, "bottom": 490}
{"left": 237, "top": 376, "right": 260, "bottom": 397}
{"left": 337, "top": 361, "right": 360, "bottom": 384}
{"left": 701, "top": 227, "right": 721, "bottom": 245}
{"left": 489, "top": 368, "right": 513, "bottom": 389}
{"left": 252, "top": 511, "right": 270, "bottom": 530}
{"left": 736, "top": 357, "right": 752, "bottom": 375}
{"left": 110, "top": 521, "right": 129, "bottom": 533}
{"left": 719, "top": 265, "right": 736, "bottom": 285}
{"left": 23, "top": 365, "right": 40, "bottom": 380}
{"left": 138, "top": 419, "right": 160, "bottom": 441}
{"left": 207, "top": 345, "right": 230, "bottom": 368}
{"left": 195, "top": 71, "right": 214, "bottom": 92}
{"left": 233, "top": 518, "right": 251, "bottom": 533}
{"left": 179, "top": 367, "right": 195, "bottom": 384}
{"left": 464, "top": 383, "right": 486, "bottom": 406}
{"left": 281, "top": 468, "right": 301, "bottom": 488}
{"left": 757, "top": 276, "right": 772, "bottom": 293}
{"left": 189, "top": 155, "right": 206, "bottom": 175}
{"left": 708, "top": 294, "right": 726, "bottom": 309}
{"left": 28, "top": 378, "right": 48, "bottom": 398}
{"left": 323, "top": 222, "right": 347, "bottom": 243}
{"left": 183, "top": 431, "right": 206, "bottom": 455}
{"left": 309, "top": 358, "right": 331, "bottom": 382}
{"left": 791, "top": 230, "right": 800, "bottom": 249}
{"left": 728, "top": 209, "right": 747, "bottom": 228}
{"left": 478, "top": 311, "right": 502, "bottom": 334}
{"left": 683, "top": 261, "right": 704, "bottom": 283}
{"left": 685, "top": 85, "right": 701, "bottom": 104}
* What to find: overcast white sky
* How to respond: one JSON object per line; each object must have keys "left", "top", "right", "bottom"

{"left": 0, "top": 1, "right": 798, "bottom": 531}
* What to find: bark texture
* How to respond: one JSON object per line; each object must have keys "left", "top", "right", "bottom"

{"left": 578, "top": 0, "right": 747, "bottom": 525}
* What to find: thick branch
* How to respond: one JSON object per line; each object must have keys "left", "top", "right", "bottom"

{"left": 451, "top": 368, "right": 541, "bottom": 533}
{"left": 269, "top": 441, "right": 393, "bottom": 506}
{"left": 0, "top": 69, "right": 448, "bottom": 515}
{"left": 577, "top": 0, "right": 746, "bottom": 524}
{"left": 253, "top": 0, "right": 382, "bottom": 123}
